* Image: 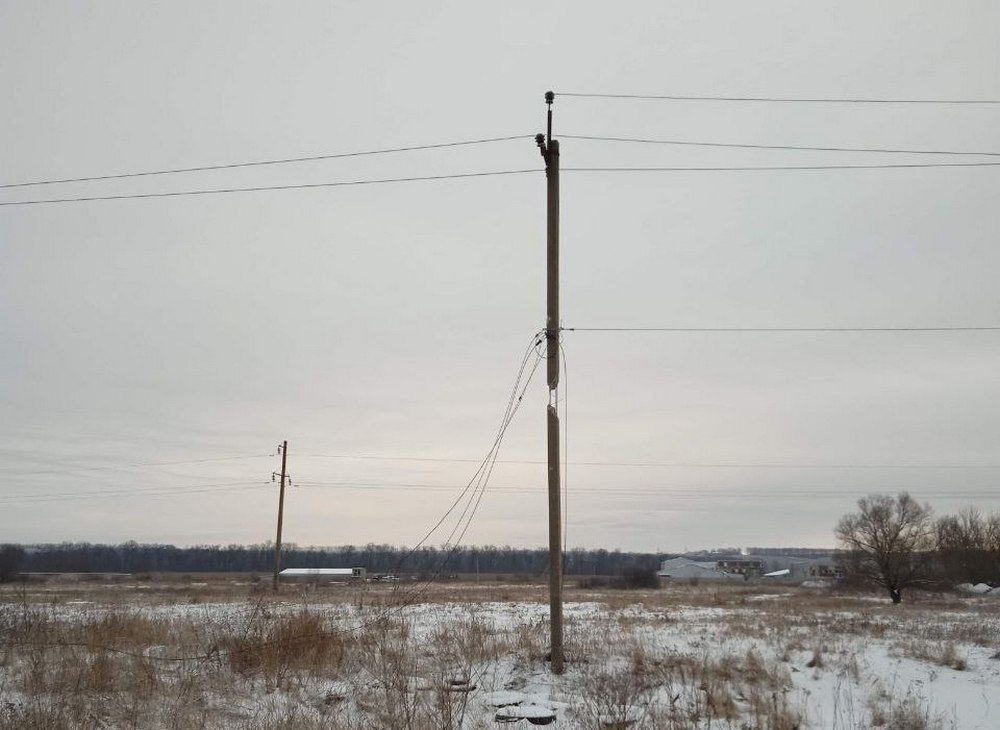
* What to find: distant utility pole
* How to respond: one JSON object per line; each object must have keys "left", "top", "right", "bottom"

{"left": 536, "top": 90, "right": 564, "bottom": 675}
{"left": 272, "top": 440, "right": 289, "bottom": 592}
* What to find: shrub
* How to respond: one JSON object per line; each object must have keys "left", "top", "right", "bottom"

{"left": 613, "top": 569, "right": 660, "bottom": 590}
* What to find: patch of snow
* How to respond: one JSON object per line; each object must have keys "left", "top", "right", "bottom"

{"left": 957, "top": 582, "right": 996, "bottom": 595}
{"left": 495, "top": 703, "right": 557, "bottom": 719}
{"left": 484, "top": 690, "right": 526, "bottom": 707}
{"left": 799, "top": 579, "right": 833, "bottom": 588}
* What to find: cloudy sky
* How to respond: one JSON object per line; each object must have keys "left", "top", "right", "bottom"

{"left": 2, "top": 2, "right": 999, "bottom": 552}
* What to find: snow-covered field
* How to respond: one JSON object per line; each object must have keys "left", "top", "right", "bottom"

{"left": 1, "top": 580, "right": 998, "bottom": 728}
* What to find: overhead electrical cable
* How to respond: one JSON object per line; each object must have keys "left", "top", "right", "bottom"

{"left": 9, "top": 160, "right": 999, "bottom": 208}
{"left": 0, "top": 453, "right": 272, "bottom": 478}
{"left": 6, "top": 162, "right": 998, "bottom": 207}
{"left": 292, "top": 481, "right": 1000, "bottom": 500}
{"left": 555, "top": 92, "right": 1000, "bottom": 104}
{"left": 0, "top": 169, "right": 541, "bottom": 206}
{"left": 563, "top": 326, "right": 1000, "bottom": 333}
{"left": 560, "top": 134, "right": 1000, "bottom": 157}
{"left": 0, "top": 481, "right": 269, "bottom": 504}
{"left": 297, "top": 453, "right": 1000, "bottom": 469}
{"left": 0, "top": 134, "right": 535, "bottom": 189}
{"left": 563, "top": 162, "right": 1000, "bottom": 172}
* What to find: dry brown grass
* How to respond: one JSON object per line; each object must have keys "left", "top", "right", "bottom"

{"left": 868, "top": 691, "right": 945, "bottom": 730}
{"left": 1, "top": 577, "right": 997, "bottom": 728}
{"left": 229, "top": 612, "right": 347, "bottom": 676}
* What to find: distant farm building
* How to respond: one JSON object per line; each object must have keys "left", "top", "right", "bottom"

{"left": 776, "top": 559, "right": 843, "bottom": 580}
{"left": 657, "top": 557, "right": 744, "bottom": 582}
{"left": 278, "top": 567, "right": 366, "bottom": 582}
{"left": 759, "top": 559, "right": 843, "bottom": 581}
{"left": 716, "top": 559, "right": 763, "bottom": 577}
{"left": 660, "top": 554, "right": 842, "bottom": 583}
{"left": 807, "top": 562, "right": 843, "bottom": 579}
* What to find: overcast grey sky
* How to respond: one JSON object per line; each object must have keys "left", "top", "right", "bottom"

{"left": 2, "top": 1, "right": 999, "bottom": 552}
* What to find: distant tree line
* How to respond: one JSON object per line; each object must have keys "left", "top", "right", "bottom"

{"left": 0, "top": 544, "right": 24, "bottom": 582}
{"left": 836, "top": 493, "right": 1000, "bottom": 603}
{"left": 0, "top": 541, "right": 665, "bottom": 578}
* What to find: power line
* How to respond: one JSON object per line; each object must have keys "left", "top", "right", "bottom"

{"left": 560, "top": 133, "right": 1000, "bottom": 157}
{"left": 293, "top": 480, "right": 1000, "bottom": 500}
{"left": 6, "top": 162, "right": 996, "bottom": 208}
{"left": 297, "top": 454, "right": 1000, "bottom": 469}
{"left": 563, "top": 326, "right": 1000, "bottom": 333}
{"left": 0, "top": 135, "right": 535, "bottom": 189}
{"left": 563, "top": 162, "right": 1000, "bottom": 172}
{"left": 0, "top": 480, "right": 269, "bottom": 504}
{"left": 555, "top": 92, "right": 1000, "bottom": 104}
{"left": 0, "top": 169, "right": 541, "bottom": 206}
{"left": 0, "top": 453, "right": 272, "bottom": 478}
{"left": 298, "top": 453, "right": 508, "bottom": 464}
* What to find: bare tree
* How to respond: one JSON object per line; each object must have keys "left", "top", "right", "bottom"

{"left": 835, "top": 493, "right": 934, "bottom": 604}
{"left": 937, "top": 508, "right": 1000, "bottom": 585}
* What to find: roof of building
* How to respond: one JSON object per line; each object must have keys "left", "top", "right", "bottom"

{"left": 657, "top": 557, "right": 743, "bottom": 580}
{"left": 279, "top": 568, "right": 359, "bottom": 576}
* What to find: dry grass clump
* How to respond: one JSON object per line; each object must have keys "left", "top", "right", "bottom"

{"left": 575, "top": 659, "right": 657, "bottom": 729}
{"left": 805, "top": 647, "right": 824, "bottom": 669}
{"left": 0, "top": 698, "right": 74, "bottom": 730}
{"left": 349, "top": 613, "right": 491, "bottom": 730}
{"left": 570, "top": 627, "right": 801, "bottom": 730}
{"left": 937, "top": 642, "right": 968, "bottom": 671}
{"left": 893, "top": 639, "right": 968, "bottom": 671}
{"left": 223, "top": 608, "right": 349, "bottom": 680}
{"left": 868, "top": 691, "right": 944, "bottom": 730}
{"left": 72, "top": 609, "right": 171, "bottom": 650}
{"left": 0, "top": 600, "right": 61, "bottom": 641}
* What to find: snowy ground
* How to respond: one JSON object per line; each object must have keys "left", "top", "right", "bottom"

{"left": 1, "top": 580, "right": 999, "bottom": 728}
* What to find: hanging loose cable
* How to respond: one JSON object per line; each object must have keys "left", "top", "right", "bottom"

{"left": 376, "top": 330, "right": 545, "bottom": 614}
{"left": 153, "top": 342, "right": 547, "bottom": 659}
{"left": 417, "top": 338, "right": 542, "bottom": 560}
{"left": 391, "top": 330, "right": 543, "bottom": 566}
{"left": 380, "top": 334, "right": 544, "bottom": 610}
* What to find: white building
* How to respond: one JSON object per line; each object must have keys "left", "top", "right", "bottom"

{"left": 278, "top": 567, "right": 366, "bottom": 581}
{"left": 657, "top": 557, "right": 743, "bottom": 582}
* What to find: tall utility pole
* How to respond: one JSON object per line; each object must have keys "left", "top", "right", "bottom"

{"left": 272, "top": 440, "right": 289, "bottom": 592}
{"left": 536, "top": 90, "right": 564, "bottom": 675}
